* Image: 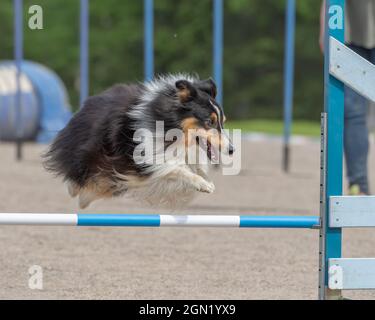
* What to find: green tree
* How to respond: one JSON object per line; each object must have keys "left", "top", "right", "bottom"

{"left": 0, "top": 0, "right": 323, "bottom": 120}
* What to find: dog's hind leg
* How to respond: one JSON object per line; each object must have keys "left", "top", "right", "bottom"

{"left": 67, "top": 181, "right": 80, "bottom": 198}
{"left": 78, "top": 178, "right": 115, "bottom": 209}
{"left": 78, "top": 189, "right": 98, "bottom": 209}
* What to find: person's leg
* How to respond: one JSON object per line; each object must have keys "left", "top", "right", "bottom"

{"left": 344, "top": 45, "right": 370, "bottom": 194}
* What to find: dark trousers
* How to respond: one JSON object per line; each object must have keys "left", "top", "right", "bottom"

{"left": 344, "top": 44, "right": 375, "bottom": 193}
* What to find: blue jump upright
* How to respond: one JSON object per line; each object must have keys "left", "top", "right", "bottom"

{"left": 319, "top": 0, "right": 345, "bottom": 300}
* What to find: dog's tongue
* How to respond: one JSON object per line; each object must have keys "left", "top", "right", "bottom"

{"left": 210, "top": 143, "right": 219, "bottom": 163}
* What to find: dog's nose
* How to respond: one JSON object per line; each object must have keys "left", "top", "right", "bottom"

{"left": 228, "top": 143, "right": 235, "bottom": 155}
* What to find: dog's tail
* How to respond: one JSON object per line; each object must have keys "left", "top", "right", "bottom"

{"left": 42, "top": 132, "right": 72, "bottom": 180}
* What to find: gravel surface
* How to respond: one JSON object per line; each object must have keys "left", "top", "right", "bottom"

{"left": 0, "top": 140, "right": 374, "bottom": 300}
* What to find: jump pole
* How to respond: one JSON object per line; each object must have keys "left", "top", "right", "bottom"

{"left": 282, "top": 0, "right": 296, "bottom": 173}
{"left": 144, "top": 0, "right": 154, "bottom": 81}
{"left": 143, "top": 0, "right": 224, "bottom": 101}
{"left": 79, "top": 0, "right": 89, "bottom": 107}
{"left": 0, "top": 214, "right": 319, "bottom": 228}
{"left": 213, "top": 0, "right": 223, "bottom": 106}
{"left": 14, "top": 0, "right": 23, "bottom": 161}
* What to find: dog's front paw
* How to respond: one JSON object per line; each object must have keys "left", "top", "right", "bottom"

{"left": 200, "top": 181, "right": 215, "bottom": 193}
{"left": 195, "top": 179, "right": 215, "bottom": 194}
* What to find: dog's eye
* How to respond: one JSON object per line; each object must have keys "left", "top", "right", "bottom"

{"left": 205, "top": 119, "right": 215, "bottom": 127}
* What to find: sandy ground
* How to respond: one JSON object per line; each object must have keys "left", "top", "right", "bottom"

{"left": 0, "top": 138, "right": 374, "bottom": 300}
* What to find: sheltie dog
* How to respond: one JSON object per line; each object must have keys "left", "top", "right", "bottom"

{"left": 44, "top": 74, "right": 234, "bottom": 209}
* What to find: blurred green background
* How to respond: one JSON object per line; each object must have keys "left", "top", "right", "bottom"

{"left": 0, "top": 0, "right": 323, "bottom": 131}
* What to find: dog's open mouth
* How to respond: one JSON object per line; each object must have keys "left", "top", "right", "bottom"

{"left": 197, "top": 137, "right": 219, "bottom": 162}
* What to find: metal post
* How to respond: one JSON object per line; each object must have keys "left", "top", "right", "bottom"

{"left": 282, "top": 0, "right": 296, "bottom": 173}
{"left": 319, "top": 0, "right": 345, "bottom": 300}
{"left": 144, "top": 0, "right": 154, "bottom": 81}
{"left": 80, "top": 0, "right": 89, "bottom": 108}
{"left": 318, "top": 112, "right": 328, "bottom": 299}
{"left": 213, "top": 0, "right": 223, "bottom": 106}
{"left": 14, "top": 0, "right": 23, "bottom": 161}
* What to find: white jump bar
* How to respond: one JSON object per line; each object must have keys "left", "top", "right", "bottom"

{"left": 0, "top": 213, "right": 77, "bottom": 225}
{"left": 330, "top": 196, "right": 375, "bottom": 228}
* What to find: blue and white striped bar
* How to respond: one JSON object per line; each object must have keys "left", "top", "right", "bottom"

{"left": 0, "top": 214, "right": 320, "bottom": 228}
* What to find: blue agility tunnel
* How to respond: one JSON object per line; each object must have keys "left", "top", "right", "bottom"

{"left": 0, "top": 61, "right": 72, "bottom": 143}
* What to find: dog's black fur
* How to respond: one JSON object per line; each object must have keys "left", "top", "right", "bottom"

{"left": 44, "top": 74, "right": 229, "bottom": 208}
{"left": 44, "top": 84, "right": 143, "bottom": 187}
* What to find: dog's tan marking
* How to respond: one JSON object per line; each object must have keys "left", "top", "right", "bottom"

{"left": 182, "top": 117, "right": 199, "bottom": 147}
{"left": 177, "top": 88, "right": 191, "bottom": 102}
{"left": 210, "top": 112, "right": 218, "bottom": 126}
{"left": 181, "top": 117, "right": 198, "bottom": 133}
{"left": 176, "top": 81, "right": 194, "bottom": 103}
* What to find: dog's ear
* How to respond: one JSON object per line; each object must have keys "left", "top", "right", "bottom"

{"left": 197, "top": 78, "right": 217, "bottom": 98}
{"left": 175, "top": 80, "right": 197, "bottom": 103}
